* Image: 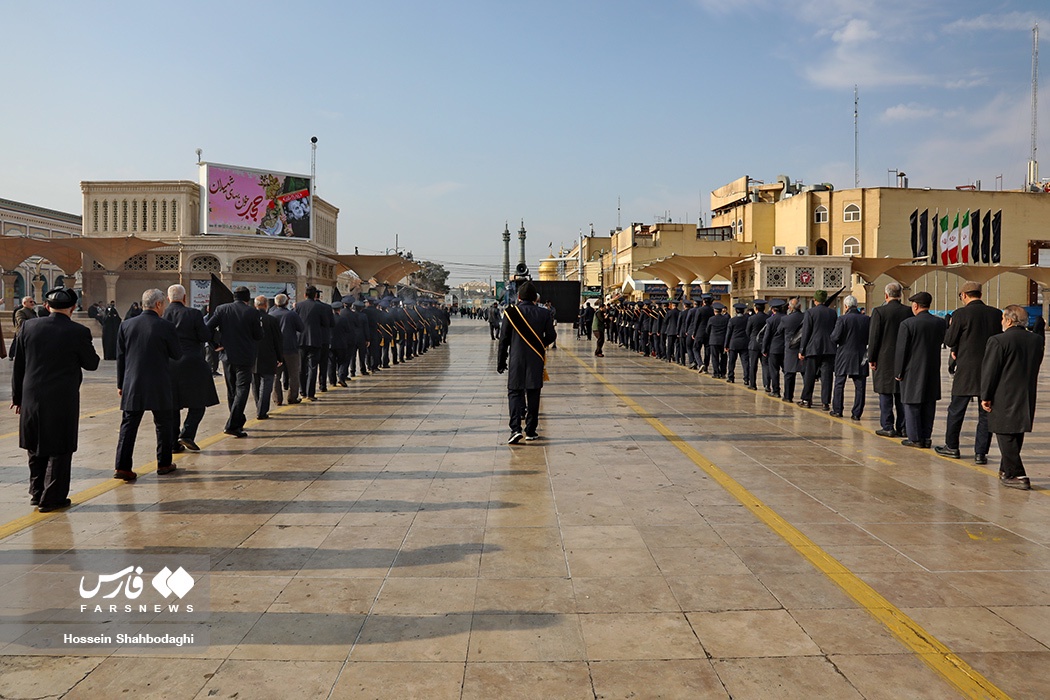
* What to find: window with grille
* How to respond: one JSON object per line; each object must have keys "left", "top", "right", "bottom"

{"left": 154, "top": 253, "right": 179, "bottom": 271}
{"left": 795, "top": 267, "right": 816, "bottom": 287}
{"left": 191, "top": 255, "right": 220, "bottom": 272}
{"left": 93, "top": 260, "right": 105, "bottom": 270}
{"left": 124, "top": 254, "right": 147, "bottom": 271}
{"left": 823, "top": 268, "right": 844, "bottom": 289}
{"left": 132, "top": 201, "right": 138, "bottom": 231}
{"left": 171, "top": 200, "right": 178, "bottom": 230}
{"left": 122, "top": 201, "right": 128, "bottom": 231}
{"left": 151, "top": 201, "right": 157, "bottom": 231}
{"left": 234, "top": 258, "right": 271, "bottom": 275}
{"left": 842, "top": 237, "right": 861, "bottom": 256}
{"left": 161, "top": 200, "right": 167, "bottom": 231}
{"left": 93, "top": 201, "right": 99, "bottom": 232}
{"left": 102, "top": 201, "right": 109, "bottom": 232}
{"left": 275, "top": 260, "right": 297, "bottom": 276}
{"left": 766, "top": 266, "right": 787, "bottom": 288}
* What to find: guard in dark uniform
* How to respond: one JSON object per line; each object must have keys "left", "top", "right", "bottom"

{"left": 724, "top": 302, "right": 750, "bottom": 383}
{"left": 895, "top": 292, "right": 946, "bottom": 448}
{"left": 746, "top": 299, "right": 769, "bottom": 390}
{"left": 11, "top": 288, "right": 100, "bottom": 512}
{"left": 705, "top": 302, "right": 729, "bottom": 378}
{"left": 163, "top": 284, "right": 219, "bottom": 453}
{"left": 497, "top": 281, "right": 556, "bottom": 444}
{"left": 762, "top": 299, "right": 786, "bottom": 397}
{"left": 780, "top": 298, "right": 805, "bottom": 402}
{"left": 693, "top": 295, "right": 715, "bottom": 373}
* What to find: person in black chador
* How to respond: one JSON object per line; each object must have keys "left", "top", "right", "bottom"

{"left": 497, "top": 281, "right": 556, "bottom": 445}
{"left": 101, "top": 301, "right": 122, "bottom": 360}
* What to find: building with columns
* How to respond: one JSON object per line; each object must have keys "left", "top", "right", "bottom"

{"left": 0, "top": 198, "right": 81, "bottom": 308}
{"left": 79, "top": 180, "right": 340, "bottom": 309}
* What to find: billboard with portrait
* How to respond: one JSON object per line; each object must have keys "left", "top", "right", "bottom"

{"left": 200, "top": 162, "right": 312, "bottom": 239}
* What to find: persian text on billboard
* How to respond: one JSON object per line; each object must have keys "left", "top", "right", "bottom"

{"left": 203, "top": 164, "right": 312, "bottom": 238}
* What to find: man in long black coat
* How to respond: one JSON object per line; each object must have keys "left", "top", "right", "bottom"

{"left": 692, "top": 296, "right": 715, "bottom": 373}
{"left": 252, "top": 296, "right": 285, "bottom": 419}
{"left": 724, "top": 303, "right": 749, "bottom": 383}
{"left": 981, "top": 305, "right": 1044, "bottom": 489}
{"left": 761, "top": 299, "right": 786, "bottom": 398}
{"left": 705, "top": 303, "right": 729, "bottom": 378}
{"left": 346, "top": 301, "right": 371, "bottom": 377}
{"left": 746, "top": 299, "right": 770, "bottom": 391}
{"left": 115, "top": 289, "right": 182, "bottom": 480}
{"left": 894, "top": 291, "right": 946, "bottom": 448}
{"left": 798, "top": 291, "right": 838, "bottom": 409}
{"left": 867, "top": 282, "right": 913, "bottom": 437}
{"left": 780, "top": 298, "right": 805, "bottom": 403}
{"left": 295, "top": 285, "right": 334, "bottom": 400}
{"left": 269, "top": 293, "right": 305, "bottom": 404}
{"left": 11, "top": 288, "right": 99, "bottom": 511}
{"left": 829, "top": 295, "right": 871, "bottom": 419}
{"left": 936, "top": 281, "right": 1002, "bottom": 463}
{"left": 206, "top": 286, "right": 263, "bottom": 437}
{"left": 497, "top": 281, "right": 556, "bottom": 444}
{"left": 163, "top": 284, "right": 219, "bottom": 454}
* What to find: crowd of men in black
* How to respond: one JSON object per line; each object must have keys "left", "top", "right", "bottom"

{"left": 9, "top": 284, "right": 451, "bottom": 512}
{"left": 592, "top": 281, "right": 1044, "bottom": 490}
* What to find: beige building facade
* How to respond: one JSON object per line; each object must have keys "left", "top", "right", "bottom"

{"left": 80, "top": 180, "right": 340, "bottom": 309}
{"left": 0, "top": 198, "right": 81, "bottom": 309}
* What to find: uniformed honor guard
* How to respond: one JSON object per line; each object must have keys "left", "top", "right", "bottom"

{"left": 724, "top": 302, "right": 750, "bottom": 383}
{"left": 11, "top": 288, "right": 100, "bottom": 512}
{"left": 497, "top": 281, "right": 556, "bottom": 444}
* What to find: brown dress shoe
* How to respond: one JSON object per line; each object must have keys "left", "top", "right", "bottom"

{"left": 157, "top": 464, "right": 177, "bottom": 475}
{"left": 114, "top": 470, "right": 138, "bottom": 481}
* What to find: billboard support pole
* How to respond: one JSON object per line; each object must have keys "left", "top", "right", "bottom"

{"left": 310, "top": 136, "right": 318, "bottom": 243}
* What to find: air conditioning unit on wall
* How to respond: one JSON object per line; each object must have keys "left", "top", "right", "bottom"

{"left": 795, "top": 246, "right": 809, "bottom": 256}
{"left": 772, "top": 246, "right": 787, "bottom": 255}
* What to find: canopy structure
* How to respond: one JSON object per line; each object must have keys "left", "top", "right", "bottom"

{"left": 0, "top": 234, "right": 86, "bottom": 275}
{"left": 50, "top": 235, "right": 167, "bottom": 271}
{"left": 1010, "top": 265, "right": 1050, "bottom": 288}
{"left": 639, "top": 254, "right": 751, "bottom": 287}
{"left": 326, "top": 254, "right": 420, "bottom": 284}
{"left": 849, "top": 257, "right": 926, "bottom": 284}
{"left": 941, "top": 264, "right": 1018, "bottom": 285}
{"left": 884, "top": 263, "right": 937, "bottom": 289}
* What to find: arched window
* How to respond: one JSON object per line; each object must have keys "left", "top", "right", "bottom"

{"left": 814, "top": 205, "right": 828, "bottom": 224}
{"left": 736, "top": 219, "right": 743, "bottom": 235}
{"left": 814, "top": 239, "right": 829, "bottom": 256}
{"left": 843, "top": 237, "right": 861, "bottom": 255}
{"left": 843, "top": 203, "right": 861, "bottom": 222}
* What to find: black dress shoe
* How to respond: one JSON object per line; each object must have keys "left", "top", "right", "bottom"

{"left": 797, "top": 400, "right": 812, "bottom": 408}
{"left": 1001, "top": 476, "right": 1032, "bottom": 490}
{"left": 171, "top": 443, "right": 185, "bottom": 454}
{"left": 821, "top": 404, "right": 831, "bottom": 411}
{"left": 30, "top": 496, "right": 40, "bottom": 506}
{"left": 923, "top": 440, "right": 933, "bottom": 448}
{"left": 934, "top": 445, "right": 961, "bottom": 459}
{"left": 224, "top": 429, "right": 248, "bottom": 438}
{"left": 851, "top": 415, "right": 862, "bottom": 421}
{"left": 828, "top": 411, "right": 843, "bottom": 417}
{"left": 901, "top": 439, "right": 928, "bottom": 448}
{"left": 975, "top": 454, "right": 988, "bottom": 465}
{"left": 179, "top": 439, "right": 201, "bottom": 452}
{"left": 38, "top": 499, "right": 72, "bottom": 513}
{"left": 875, "top": 429, "right": 898, "bottom": 437}
{"left": 257, "top": 413, "right": 269, "bottom": 420}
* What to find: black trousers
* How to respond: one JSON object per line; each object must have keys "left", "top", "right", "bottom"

{"left": 300, "top": 346, "right": 321, "bottom": 397}
{"left": 508, "top": 387, "right": 542, "bottom": 436}
{"left": 944, "top": 395, "right": 992, "bottom": 455}
{"left": 594, "top": 328, "right": 605, "bottom": 355}
{"left": 996, "top": 433, "right": 1027, "bottom": 478}
{"left": 116, "top": 409, "right": 173, "bottom": 471}
{"left": 223, "top": 363, "right": 253, "bottom": 432}
{"left": 665, "top": 335, "right": 677, "bottom": 363}
{"left": 878, "top": 393, "right": 905, "bottom": 433}
{"left": 28, "top": 451, "right": 73, "bottom": 505}
{"left": 801, "top": 354, "right": 834, "bottom": 405}
{"left": 726, "top": 349, "right": 746, "bottom": 381}
{"left": 318, "top": 344, "right": 331, "bottom": 389}
{"left": 749, "top": 350, "right": 769, "bottom": 389}
{"left": 783, "top": 371, "right": 797, "bottom": 401}
{"left": 832, "top": 374, "right": 866, "bottom": 418}
{"left": 172, "top": 406, "right": 206, "bottom": 444}
{"left": 767, "top": 354, "right": 783, "bottom": 394}
{"left": 707, "top": 345, "right": 725, "bottom": 377}
{"left": 904, "top": 401, "right": 936, "bottom": 443}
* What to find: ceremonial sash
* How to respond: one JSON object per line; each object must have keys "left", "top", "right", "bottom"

{"left": 504, "top": 305, "right": 550, "bottom": 381}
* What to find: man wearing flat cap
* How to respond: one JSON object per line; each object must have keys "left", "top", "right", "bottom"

{"left": 207, "top": 286, "right": 263, "bottom": 437}
{"left": 11, "top": 288, "right": 100, "bottom": 511}
{"left": 497, "top": 281, "right": 556, "bottom": 444}
{"left": 894, "top": 291, "right": 946, "bottom": 448}
{"left": 746, "top": 299, "right": 770, "bottom": 391}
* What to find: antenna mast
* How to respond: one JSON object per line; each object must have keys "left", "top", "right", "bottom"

{"left": 1029, "top": 23, "right": 1040, "bottom": 189}
{"left": 854, "top": 85, "right": 860, "bottom": 188}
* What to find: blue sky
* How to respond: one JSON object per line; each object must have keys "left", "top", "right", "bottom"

{"left": 3, "top": 1, "right": 1048, "bottom": 283}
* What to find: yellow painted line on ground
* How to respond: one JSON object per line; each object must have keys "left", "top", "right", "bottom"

{"left": 0, "top": 380, "right": 328, "bottom": 542}
{"left": 565, "top": 347, "right": 1010, "bottom": 700}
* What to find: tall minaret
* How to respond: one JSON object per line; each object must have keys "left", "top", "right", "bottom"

{"left": 502, "top": 222, "right": 511, "bottom": 282}
{"left": 518, "top": 219, "right": 527, "bottom": 269}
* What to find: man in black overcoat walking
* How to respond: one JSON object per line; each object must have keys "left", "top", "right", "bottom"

{"left": 936, "top": 281, "right": 1002, "bottom": 464}
{"left": 252, "top": 295, "right": 285, "bottom": 420}
{"left": 746, "top": 299, "right": 769, "bottom": 390}
{"left": 981, "top": 305, "right": 1044, "bottom": 489}
{"left": 867, "top": 282, "right": 913, "bottom": 437}
{"left": 798, "top": 290, "right": 837, "bottom": 410}
{"left": 761, "top": 299, "right": 786, "bottom": 398}
{"left": 115, "top": 289, "right": 182, "bottom": 480}
{"left": 780, "top": 298, "right": 805, "bottom": 403}
{"left": 295, "top": 285, "right": 334, "bottom": 400}
{"left": 163, "top": 284, "right": 219, "bottom": 453}
{"left": 11, "top": 288, "right": 100, "bottom": 511}
{"left": 894, "top": 291, "right": 946, "bottom": 448}
{"left": 829, "top": 295, "right": 871, "bottom": 419}
{"left": 206, "top": 286, "right": 263, "bottom": 437}
{"left": 497, "top": 281, "right": 556, "bottom": 444}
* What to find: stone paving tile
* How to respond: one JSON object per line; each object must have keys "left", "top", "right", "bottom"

{"left": 0, "top": 325, "right": 1049, "bottom": 697}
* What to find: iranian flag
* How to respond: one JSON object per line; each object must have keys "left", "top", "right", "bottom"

{"left": 939, "top": 214, "right": 951, "bottom": 264}
{"left": 958, "top": 211, "right": 971, "bottom": 263}
{"left": 946, "top": 212, "right": 960, "bottom": 264}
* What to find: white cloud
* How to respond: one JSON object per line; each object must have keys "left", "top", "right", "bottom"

{"left": 946, "top": 76, "right": 990, "bottom": 90}
{"left": 832, "top": 18, "right": 879, "bottom": 45}
{"left": 946, "top": 12, "right": 1046, "bottom": 33}
{"left": 882, "top": 103, "right": 939, "bottom": 122}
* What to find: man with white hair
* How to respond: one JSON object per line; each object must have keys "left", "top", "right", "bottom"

{"left": 163, "top": 284, "right": 218, "bottom": 452}
{"left": 269, "top": 293, "right": 304, "bottom": 404}
{"left": 115, "top": 289, "right": 182, "bottom": 480}
{"left": 829, "top": 295, "right": 871, "bottom": 419}
{"left": 868, "top": 282, "right": 912, "bottom": 437}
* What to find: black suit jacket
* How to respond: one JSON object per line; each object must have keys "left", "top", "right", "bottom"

{"left": 12, "top": 314, "right": 100, "bottom": 454}
{"left": 163, "top": 301, "right": 219, "bottom": 409}
{"left": 894, "top": 310, "right": 945, "bottom": 404}
{"left": 867, "top": 299, "right": 912, "bottom": 394}
{"left": 296, "top": 298, "right": 334, "bottom": 347}
{"left": 255, "top": 311, "right": 285, "bottom": 375}
{"left": 207, "top": 301, "right": 263, "bottom": 366}
{"left": 944, "top": 299, "right": 1002, "bottom": 397}
{"left": 498, "top": 301, "right": 556, "bottom": 390}
{"left": 117, "top": 310, "right": 182, "bottom": 411}
{"left": 981, "top": 326, "right": 1044, "bottom": 433}
{"left": 831, "top": 308, "right": 871, "bottom": 376}
{"left": 800, "top": 304, "right": 837, "bottom": 357}
{"left": 725, "top": 314, "right": 749, "bottom": 351}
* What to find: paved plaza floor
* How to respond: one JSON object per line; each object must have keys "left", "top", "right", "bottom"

{"left": 1, "top": 320, "right": 1050, "bottom": 698}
